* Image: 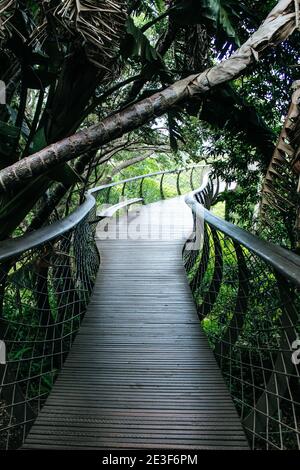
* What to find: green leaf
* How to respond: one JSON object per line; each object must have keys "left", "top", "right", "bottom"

{"left": 154, "top": 0, "right": 165, "bottom": 13}
{"left": 121, "top": 17, "right": 159, "bottom": 63}
{"left": 30, "top": 127, "right": 47, "bottom": 154}
{"left": 10, "top": 346, "right": 32, "bottom": 361}
{"left": 219, "top": 5, "right": 240, "bottom": 44}
{"left": 8, "top": 263, "right": 36, "bottom": 289}
{"left": 171, "top": 0, "right": 217, "bottom": 25}
{"left": 0, "top": 120, "right": 20, "bottom": 161}
{"left": 5, "top": 105, "right": 30, "bottom": 138}
{"left": 201, "top": 0, "right": 220, "bottom": 24}
{"left": 171, "top": 0, "right": 240, "bottom": 45}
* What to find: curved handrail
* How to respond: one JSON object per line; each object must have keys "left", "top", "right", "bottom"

{"left": 0, "top": 163, "right": 211, "bottom": 450}
{"left": 0, "top": 163, "right": 207, "bottom": 450}
{"left": 0, "top": 165, "right": 206, "bottom": 262}
{"left": 1, "top": 165, "right": 299, "bottom": 450}
{"left": 184, "top": 178, "right": 300, "bottom": 450}
{"left": 185, "top": 192, "right": 300, "bottom": 288}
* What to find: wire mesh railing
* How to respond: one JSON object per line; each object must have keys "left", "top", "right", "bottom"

{"left": 95, "top": 165, "right": 206, "bottom": 206}
{"left": 0, "top": 210, "right": 100, "bottom": 449}
{"left": 0, "top": 165, "right": 205, "bottom": 449}
{"left": 184, "top": 179, "right": 300, "bottom": 450}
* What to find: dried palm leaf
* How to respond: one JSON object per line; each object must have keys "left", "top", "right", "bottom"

{"left": 0, "top": 1, "right": 48, "bottom": 51}
{"left": 0, "top": 0, "right": 298, "bottom": 198}
{"left": 0, "top": 0, "right": 16, "bottom": 41}
{"left": 52, "top": 0, "right": 126, "bottom": 73}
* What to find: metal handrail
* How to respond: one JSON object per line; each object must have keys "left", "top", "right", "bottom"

{"left": 0, "top": 165, "right": 207, "bottom": 262}
{"left": 0, "top": 164, "right": 206, "bottom": 449}
{"left": 185, "top": 193, "right": 300, "bottom": 288}
{"left": 184, "top": 178, "right": 300, "bottom": 450}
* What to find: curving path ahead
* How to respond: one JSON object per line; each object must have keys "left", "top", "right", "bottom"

{"left": 23, "top": 198, "right": 248, "bottom": 450}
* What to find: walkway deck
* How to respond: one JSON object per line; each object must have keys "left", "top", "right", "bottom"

{"left": 23, "top": 198, "right": 248, "bottom": 450}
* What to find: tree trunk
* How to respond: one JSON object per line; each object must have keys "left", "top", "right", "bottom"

{"left": 0, "top": 0, "right": 297, "bottom": 195}
{"left": 26, "top": 152, "right": 94, "bottom": 232}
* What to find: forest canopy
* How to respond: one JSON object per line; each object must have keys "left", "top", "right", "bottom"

{"left": 0, "top": 0, "right": 299, "bottom": 248}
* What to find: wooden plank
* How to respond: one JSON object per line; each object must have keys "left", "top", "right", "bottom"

{"left": 23, "top": 197, "right": 248, "bottom": 450}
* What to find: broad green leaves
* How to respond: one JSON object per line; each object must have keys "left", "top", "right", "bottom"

{"left": 172, "top": 0, "right": 240, "bottom": 45}
{"left": 219, "top": 3, "right": 239, "bottom": 45}
{"left": 121, "top": 17, "right": 159, "bottom": 62}
{"left": 29, "top": 127, "right": 47, "bottom": 155}
{"left": 153, "top": 0, "right": 165, "bottom": 13}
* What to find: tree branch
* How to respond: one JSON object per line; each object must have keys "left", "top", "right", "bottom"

{"left": 99, "top": 152, "right": 155, "bottom": 184}
{"left": 0, "top": 0, "right": 297, "bottom": 194}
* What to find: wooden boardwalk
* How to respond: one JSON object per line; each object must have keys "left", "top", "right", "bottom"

{"left": 23, "top": 198, "right": 248, "bottom": 450}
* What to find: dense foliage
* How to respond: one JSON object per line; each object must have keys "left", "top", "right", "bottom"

{"left": 0, "top": 0, "right": 299, "bottom": 244}
{"left": 0, "top": 1, "right": 300, "bottom": 451}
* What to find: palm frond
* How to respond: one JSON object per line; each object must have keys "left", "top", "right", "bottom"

{"left": 0, "top": 0, "right": 16, "bottom": 41}
{"left": 52, "top": 0, "right": 127, "bottom": 72}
